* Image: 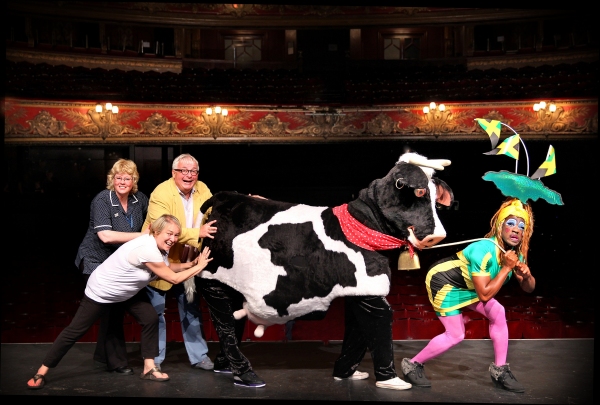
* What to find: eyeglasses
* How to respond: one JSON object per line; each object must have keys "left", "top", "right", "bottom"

{"left": 173, "top": 169, "right": 199, "bottom": 176}
{"left": 114, "top": 176, "right": 133, "bottom": 182}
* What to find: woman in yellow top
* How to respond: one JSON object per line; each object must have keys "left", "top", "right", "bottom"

{"left": 401, "top": 198, "right": 536, "bottom": 393}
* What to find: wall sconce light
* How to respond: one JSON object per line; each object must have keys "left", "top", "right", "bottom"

{"left": 96, "top": 102, "right": 119, "bottom": 114}
{"left": 202, "top": 106, "right": 231, "bottom": 138}
{"left": 88, "top": 102, "right": 121, "bottom": 139}
{"left": 423, "top": 102, "right": 446, "bottom": 114}
{"left": 206, "top": 106, "right": 228, "bottom": 116}
{"left": 421, "top": 102, "right": 453, "bottom": 135}
{"left": 531, "top": 101, "right": 565, "bottom": 132}
{"left": 533, "top": 101, "right": 557, "bottom": 113}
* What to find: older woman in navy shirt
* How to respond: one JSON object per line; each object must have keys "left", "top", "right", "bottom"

{"left": 74, "top": 158, "right": 149, "bottom": 374}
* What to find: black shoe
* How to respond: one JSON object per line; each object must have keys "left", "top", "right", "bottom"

{"left": 213, "top": 358, "right": 232, "bottom": 374}
{"left": 401, "top": 358, "right": 431, "bottom": 387}
{"left": 233, "top": 370, "right": 266, "bottom": 388}
{"left": 489, "top": 363, "right": 525, "bottom": 393}
{"left": 109, "top": 366, "right": 134, "bottom": 375}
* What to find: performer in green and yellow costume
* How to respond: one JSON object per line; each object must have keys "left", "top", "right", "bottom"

{"left": 401, "top": 198, "right": 536, "bottom": 393}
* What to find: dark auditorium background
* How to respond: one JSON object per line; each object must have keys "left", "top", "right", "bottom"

{"left": 3, "top": 3, "right": 597, "bottom": 344}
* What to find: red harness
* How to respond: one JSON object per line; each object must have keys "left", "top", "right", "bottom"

{"left": 332, "top": 203, "right": 415, "bottom": 256}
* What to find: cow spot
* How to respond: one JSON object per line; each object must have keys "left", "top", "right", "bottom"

{"left": 290, "top": 255, "right": 309, "bottom": 269}
{"left": 259, "top": 222, "right": 358, "bottom": 316}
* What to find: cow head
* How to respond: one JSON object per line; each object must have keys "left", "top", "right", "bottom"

{"left": 348, "top": 151, "right": 453, "bottom": 250}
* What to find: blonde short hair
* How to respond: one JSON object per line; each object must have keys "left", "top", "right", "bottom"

{"left": 150, "top": 214, "right": 181, "bottom": 235}
{"left": 106, "top": 159, "right": 139, "bottom": 194}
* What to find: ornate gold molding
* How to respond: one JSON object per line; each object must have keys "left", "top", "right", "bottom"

{"left": 6, "top": 49, "right": 182, "bottom": 73}
{"left": 5, "top": 98, "right": 597, "bottom": 145}
{"left": 8, "top": 3, "right": 573, "bottom": 27}
{"left": 466, "top": 49, "right": 599, "bottom": 70}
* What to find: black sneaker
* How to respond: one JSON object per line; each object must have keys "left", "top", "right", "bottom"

{"left": 108, "top": 366, "right": 134, "bottom": 375}
{"left": 213, "top": 358, "right": 232, "bottom": 374}
{"left": 401, "top": 358, "right": 431, "bottom": 387}
{"left": 489, "top": 363, "right": 525, "bottom": 393}
{"left": 233, "top": 370, "right": 266, "bottom": 388}
{"left": 213, "top": 363, "right": 231, "bottom": 374}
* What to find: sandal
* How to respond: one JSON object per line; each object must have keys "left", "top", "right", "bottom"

{"left": 140, "top": 366, "right": 169, "bottom": 382}
{"left": 27, "top": 374, "right": 46, "bottom": 390}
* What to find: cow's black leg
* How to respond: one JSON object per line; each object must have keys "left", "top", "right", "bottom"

{"left": 333, "top": 296, "right": 397, "bottom": 382}
{"left": 332, "top": 297, "right": 367, "bottom": 379}
{"left": 197, "top": 278, "right": 252, "bottom": 376}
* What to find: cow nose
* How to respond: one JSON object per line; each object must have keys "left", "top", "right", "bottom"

{"left": 421, "top": 233, "right": 446, "bottom": 247}
{"left": 407, "top": 228, "right": 446, "bottom": 249}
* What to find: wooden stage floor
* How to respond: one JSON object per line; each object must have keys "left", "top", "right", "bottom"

{"left": 1, "top": 339, "right": 594, "bottom": 404}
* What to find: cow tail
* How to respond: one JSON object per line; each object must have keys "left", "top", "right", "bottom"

{"left": 181, "top": 195, "right": 218, "bottom": 303}
{"left": 184, "top": 278, "right": 196, "bottom": 303}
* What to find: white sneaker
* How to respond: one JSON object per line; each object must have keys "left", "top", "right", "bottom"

{"left": 334, "top": 370, "right": 369, "bottom": 380}
{"left": 375, "top": 377, "right": 412, "bottom": 390}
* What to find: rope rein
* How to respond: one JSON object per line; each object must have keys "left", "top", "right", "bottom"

{"left": 423, "top": 238, "right": 506, "bottom": 253}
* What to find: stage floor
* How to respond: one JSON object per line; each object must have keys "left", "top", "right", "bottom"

{"left": 1, "top": 339, "right": 594, "bottom": 404}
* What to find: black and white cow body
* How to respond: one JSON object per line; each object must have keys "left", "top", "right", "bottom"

{"left": 196, "top": 152, "right": 454, "bottom": 332}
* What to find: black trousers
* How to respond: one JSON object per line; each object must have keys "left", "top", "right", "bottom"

{"left": 42, "top": 290, "right": 159, "bottom": 368}
{"left": 332, "top": 296, "right": 397, "bottom": 381}
{"left": 82, "top": 273, "right": 128, "bottom": 369}
{"left": 197, "top": 277, "right": 249, "bottom": 376}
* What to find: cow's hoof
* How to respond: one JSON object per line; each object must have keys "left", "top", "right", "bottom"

{"left": 375, "top": 377, "right": 412, "bottom": 390}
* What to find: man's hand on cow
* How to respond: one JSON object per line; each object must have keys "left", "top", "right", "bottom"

{"left": 200, "top": 220, "right": 217, "bottom": 239}
{"left": 249, "top": 194, "right": 267, "bottom": 199}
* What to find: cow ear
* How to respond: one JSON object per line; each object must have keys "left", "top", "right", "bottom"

{"left": 395, "top": 162, "right": 430, "bottom": 189}
{"left": 433, "top": 178, "right": 454, "bottom": 207}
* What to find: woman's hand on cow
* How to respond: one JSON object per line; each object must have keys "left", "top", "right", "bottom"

{"left": 194, "top": 247, "right": 213, "bottom": 273}
{"left": 200, "top": 220, "right": 217, "bottom": 239}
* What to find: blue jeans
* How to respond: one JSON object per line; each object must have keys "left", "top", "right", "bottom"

{"left": 146, "top": 282, "right": 209, "bottom": 366}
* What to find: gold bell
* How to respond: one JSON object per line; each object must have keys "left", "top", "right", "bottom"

{"left": 398, "top": 249, "right": 421, "bottom": 270}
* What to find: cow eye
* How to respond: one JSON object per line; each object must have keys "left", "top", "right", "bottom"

{"left": 414, "top": 188, "right": 426, "bottom": 198}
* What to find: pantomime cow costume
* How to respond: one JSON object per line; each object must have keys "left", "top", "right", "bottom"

{"left": 187, "top": 151, "right": 454, "bottom": 389}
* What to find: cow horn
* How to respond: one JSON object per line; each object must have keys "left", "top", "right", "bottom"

{"left": 399, "top": 153, "right": 451, "bottom": 171}
{"left": 426, "top": 159, "right": 452, "bottom": 170}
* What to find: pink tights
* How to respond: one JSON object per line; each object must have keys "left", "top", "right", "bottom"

{"left": 411, "top": 298, "right": 508, "bottom": 366}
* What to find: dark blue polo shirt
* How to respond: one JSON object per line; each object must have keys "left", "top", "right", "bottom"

{"left": 75, "top": 189, "right": 149, "bottom": 275}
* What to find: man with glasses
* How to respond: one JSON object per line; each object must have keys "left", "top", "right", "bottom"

{"left": 142, "top": 153, "right": 216, "bottom": 372}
